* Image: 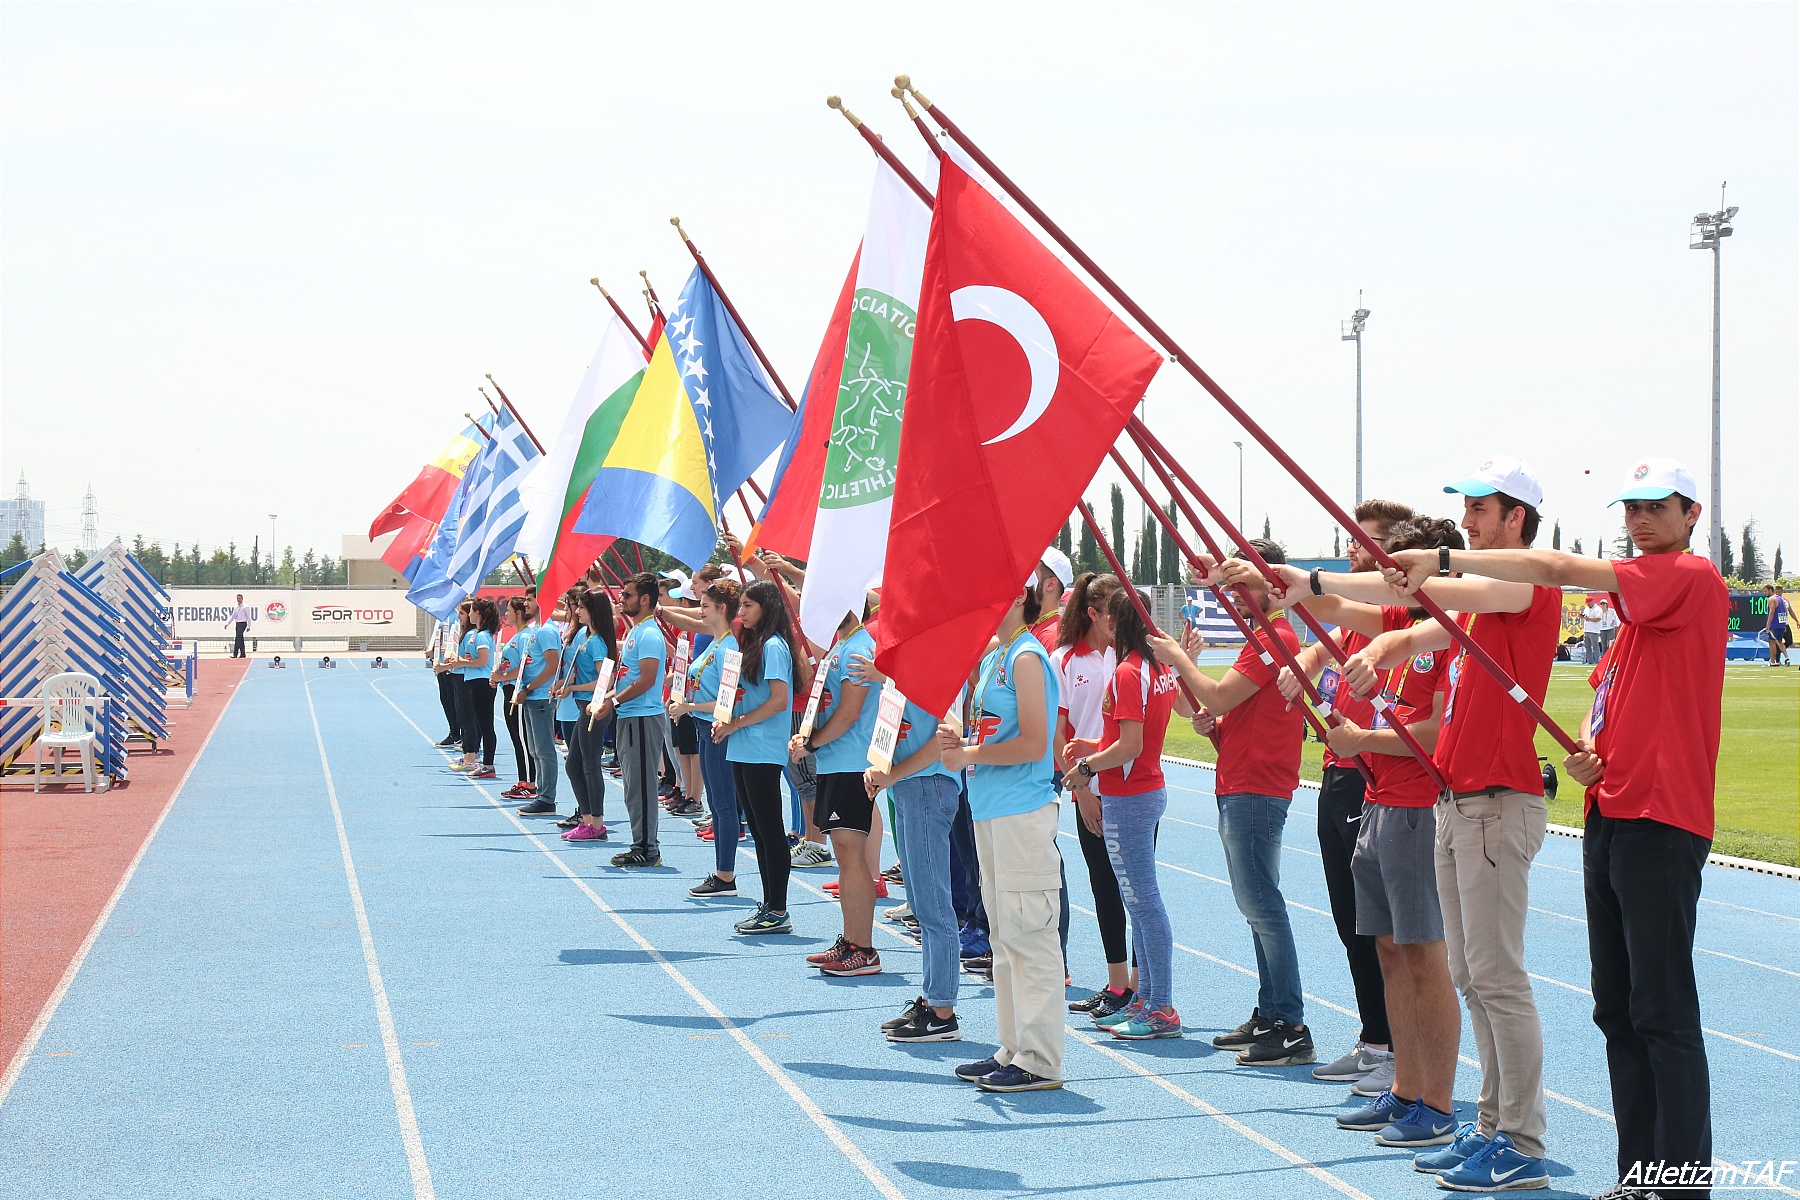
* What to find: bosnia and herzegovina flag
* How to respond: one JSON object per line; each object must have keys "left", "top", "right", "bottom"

{"left": 369, "top": 417, "right": 491, "bottom": 577}
{"left": 570, "top": 267, "right": 790, "bottom": 570}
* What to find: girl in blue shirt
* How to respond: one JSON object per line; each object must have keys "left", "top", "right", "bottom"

{"left": 450, "top": 598, "right": 500, "bottom": 778}
{"left": 669, "top": 579, "right": 743, "bottom": 895}
{"left": 493, "top": 598, "right": 535, "bottom": 796}
{"left": 560, "top": 589, "right": 619, "bottom": 843}
{"left": 713, "top": 580, "right": 797, "bottom": 935}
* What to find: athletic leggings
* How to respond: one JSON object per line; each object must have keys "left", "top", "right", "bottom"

{"left": 565, "top": 712, "right": 608, "bottom": 819}
{"left": 732, "top": 762, "right": 789, "bottom": 913}
{"left": 501, "top": 684, "right": 534, "bottom": 783}
{"left": 457, "top": 677, "right": 497, "bottom": 765}
{"left": 437, "top": 671, "right": 462, "bottom": 740}
{"left": 1317, "top": 765, "right": 1389, "bottom": 1045}
{"left": 1100, "top": 787, "right": 1173, "bottom": 1008}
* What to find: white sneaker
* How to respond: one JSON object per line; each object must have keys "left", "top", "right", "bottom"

{"left": 790, "top": 841, "right": 833, "bottom": 868}
{"left": 884, "top": 903, "right": 913, "bottom": 922}
{"left": 1350, "top": 1053, "right": 1397, "bottom": 1096}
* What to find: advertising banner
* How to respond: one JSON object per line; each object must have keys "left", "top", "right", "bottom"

{"left": 169, "top": 589, "right": 416, "bottom": 641}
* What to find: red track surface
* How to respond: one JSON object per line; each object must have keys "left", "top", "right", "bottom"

{"left": 0, "top": 659, "right": 248, "bottom": 1072}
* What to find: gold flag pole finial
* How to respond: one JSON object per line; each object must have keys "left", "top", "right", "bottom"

{"left": 826, "top": 94, "right": 862, "bottom": 128}
{"left": 891, "top": 86, "right": 920, "bottom": 122}
{"left": 669, "top": 216, "right": 693, "bottom": 245}
{"left": 894, "top": 73, "right": 931, "bottom": 109}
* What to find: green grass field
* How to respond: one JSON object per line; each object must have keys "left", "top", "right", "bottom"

{"left": 1162, "top": 662, "right": 1800, "bottom": 865}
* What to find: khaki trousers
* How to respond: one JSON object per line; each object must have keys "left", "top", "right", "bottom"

{"left": 975, "top": 800, "right": 1065, "bottom": 1081}
{"left": 1436, "top": 787, "right": 1549, "bottom": 1159}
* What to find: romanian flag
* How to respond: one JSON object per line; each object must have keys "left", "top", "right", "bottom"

{"left": 369, "top": 419, "right": 488, "bottom": 576}
{"left": 571, "top": 267, "right": 790, "bottom": 570}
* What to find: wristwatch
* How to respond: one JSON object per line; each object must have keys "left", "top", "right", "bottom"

{"left": 1438, "top": 546, "right": 1453, "bottom": 577}
{"left": 1076, "top": 759, "right": 1095, "bottom": 779}
{"left": 1309, "top": 567, "right": 1324, "bottom": 596}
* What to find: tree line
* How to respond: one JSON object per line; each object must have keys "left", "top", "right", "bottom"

{"left": 0, "top": 534, "right": 349, "bottom": 587}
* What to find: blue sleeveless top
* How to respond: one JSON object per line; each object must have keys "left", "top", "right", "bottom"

{"left": 968, "top": 631, "right": 1060, "bottom": 821}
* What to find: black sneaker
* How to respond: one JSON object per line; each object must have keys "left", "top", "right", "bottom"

{"left": 669, "top": 799, "right": 704, "bottom": 818}
{"left": 1235, "top": 1020, "right": 1315, "bottom": 1066}
{"left": 961, "top": 954, "right": 992, "bottom": 975}
{"left": 1211, "top": 1007, "right": 1270, "bottom": 1050}
{"left": 556, "top": 814, "right": 581, "bottom": 830}
{"left": 887, "top": 1009, "right": 961, "bottom": 1043}
{"left": 518, "top": 799, "right": 557, "bottom": 816}
{"left": 954, "top": 1056, "right": 1001, "bottom": 1082}
{"left": 881, "top": 997, "right": 929, "bottom": 1032}
{"left": 609, "top": 849, "right": 663, "bottom": 869}
{"left": 1070, "top": 986, "right": 1134, "bottom": 1016}
{"left": 436, "top": 734, "right": 459, "bottom": 747}
{"left": 688, "top": 874, "right": 737, "bottom": 897}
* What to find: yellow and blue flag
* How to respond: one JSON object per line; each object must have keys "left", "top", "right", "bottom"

{"left": 571, "top": 266, "right": 790, "bottom": 569}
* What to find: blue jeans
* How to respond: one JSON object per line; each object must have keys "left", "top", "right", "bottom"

{"left": 950, "top": 782, "right": 988, "bottom": 934}
{"left": 1101, "top": 787, "right": 1172, "bottom": 1007}
{"left": 695, "top": 721, "right": 739, "bottom": 875}
{"left": 893, "top": 774, "right": 962, "bottom": 1009}
{"left": 1217, "top": 791, "right": 1303, "bottom": 1026}
{"left": 521, "top": 699, "right": 557, "bottom": 804}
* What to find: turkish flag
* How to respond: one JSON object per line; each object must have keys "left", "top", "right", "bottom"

{"left": 873, "top": 159, "right": 1162, "bottom": 716}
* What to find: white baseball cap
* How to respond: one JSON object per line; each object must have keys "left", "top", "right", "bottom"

{"left": 1038, "top": 547, "right": 1074, "bottom": 589}
{"left": 1444, "top": 454, "right": 1543, "bottom": 509}
{"left": 1610, "top": 457, "right": 1698, "bottom": 506}
{"left": 658, "top": 569, "right": 693, "bottom": 599}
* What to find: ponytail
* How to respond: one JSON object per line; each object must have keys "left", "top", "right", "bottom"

{"left": 1056, "top": 572, "right": 1122, "bottom": 649}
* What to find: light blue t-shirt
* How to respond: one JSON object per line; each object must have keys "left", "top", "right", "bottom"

{"left": 685, "top": 632, "right": 737, "bottom": 723}
{"left": 522, "top": 623, "right": 563, "bottom": 703}
{"left": 812, "top": 627, "right": 882, "bottom": 776}
{"left": 615, "top": 619, "right": 668, "bottom": 719}
{"left": 967, "top": 632, "right": 1060, "bottom": 821}
{"left": 497, "top": 632, "right": 525, "bottom": 684}
{"left": 726, "top": 635, "right": 794, "bottom": 766}
{"left": 555, "top": 628, "right": 590, "bottom": 723}
{"left": 891, "top": 693, "right": 957, "bottom": 782}
{"left": 457, "top": 630, "right": 494, "bottom": 680}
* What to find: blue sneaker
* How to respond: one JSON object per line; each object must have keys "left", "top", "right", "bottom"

{"left": 1415, "top": 1124, "right": 1490, "bottom": 1173}
{"left": 974, "top": 1064, "right": 1062, "bottom": 1092}
{"left": 1094, "top": 998, "right": 1146, "bottom": 1030}
{"left": 1433, "top": 1132, "right": 1548, "bottom": 1191}
{"left": 1336, "top": 1089, "right": 1409, "bottom": 1131}
{"left": 958, "top": 923, "right": 991, "bottom": 959}
{"left": 1374, "top": 1098, "right": 1458, "bottom": 1147}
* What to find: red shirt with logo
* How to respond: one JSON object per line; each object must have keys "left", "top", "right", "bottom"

{"left": 1366, "top": 606, "right": 1449, "bottom": 808}
{"left": 1216, "top": 622, "right": 1304, "bottom": 798}
{"left": 1320, "top": 628, "right": 1375, "bottom": 771}
{"left": 1097, "top": 651, "right": 1178, "bottom": 795}
{"left": 1585, "top": 553, "right": 1727, "bottom": 839}
{"left": 1434, "top": 585, "right": 1561, "bottom": 795}
{"left": 1031, "top": 614, "right": 1061, "bottom": 652}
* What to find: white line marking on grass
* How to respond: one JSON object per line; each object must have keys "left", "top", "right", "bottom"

{"left": 302, "top": 666, "right": 436, "bottom": 1200}
{"left": 1067, "top": 1025, "right": 1376, "bottom": 1200}
{"left": 365, "top": 680, "right": 908, "bottom": 1200}
{"left": 0, "top": 669, "right": 246, "bottom": 1110}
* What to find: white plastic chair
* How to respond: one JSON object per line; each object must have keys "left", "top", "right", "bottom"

{"left": 35, "top": 672, "right": 103, "bottom": 793}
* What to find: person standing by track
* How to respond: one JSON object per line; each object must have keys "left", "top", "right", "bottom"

{"left": 717, "top": 580, "right": 799, "bottom": 934}
{"left": 679, "top": 579, "right": 744, "bottom": 897}
{"left": 561, "top": 589, "right": 618, "bottom": 843}
{"left": 609, "top": 573, "right": 669, "bottom": 867}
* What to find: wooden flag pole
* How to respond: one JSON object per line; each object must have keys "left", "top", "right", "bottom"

{"left": 892, "top": 76, "right": 1576, "bottom": 754}
{"left": 1128, "top": 425, "right": 1447, "bottom": 788}
{"left": 591, "top": 279, "right": 652, "bottom": 356}
{"left": 640, "top": 270, "right": 665, "bottom": 321}
{"left": 483, "top": 375, "right": 547, "bottom": 456}
{"left": 477, "top": 389, "right": 500, "bottom": 417}
{"left": 668, "top": 217, "right": 797, "bottom": 411}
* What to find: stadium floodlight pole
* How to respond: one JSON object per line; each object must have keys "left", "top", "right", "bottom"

{"left": 591, "top": 278, "right": 652, "bottom": 355}
{"left": 892, "top": 75, "right": 1578, "bottom": 754}
{"left": 1109, "top": 442, "right": 1380, "bottom": 786}
{"left": 1123, "top": 426, "right": 1443, "bottom": 788}
{"left": 483, "top": 376, "right": 546, "bottom": 455}
{"left": 1690, "top": 184, "right": 1736, "bottom": 571}
{"left": 668, "top": 217, "right": 797, "bottom": 411}
{"left": 1341, "top": 297, "right": 1370, "bottom": 505}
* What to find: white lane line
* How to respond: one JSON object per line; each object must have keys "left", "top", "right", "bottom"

{"left": 1529, "top": 906, "right": 1800, "bottom": 980}
{"left": 0, "top": 667, "right": 247, "bottom": 1110}
{"left": 1520, "top": 969, "right": 1800, "bottom": 1062}
{"left": 366, "top": 680, "right": 907, "bottom": 1200}
{"left": 302, "top": 665, "right": 436, "bottom": 1200}
{"left": 1701, "top": 897, "right": 1800, "bottom": 925}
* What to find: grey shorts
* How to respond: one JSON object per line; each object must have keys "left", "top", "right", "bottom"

{"left": 1352, "top": 802, "right": 1444, "bottom": 945}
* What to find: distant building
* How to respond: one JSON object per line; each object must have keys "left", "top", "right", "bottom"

{"left": 0, "top": 473, "right": 46, "bottom": 553}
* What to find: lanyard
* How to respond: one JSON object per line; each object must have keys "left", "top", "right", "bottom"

{"left": 974, "top": 627, "right": 1034, "bottom": 726}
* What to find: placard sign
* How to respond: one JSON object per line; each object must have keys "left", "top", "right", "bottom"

{"left": 797, "top": 652, "right": 832, "bottom": 739}
{"left": 867, "top": 681, "right": 907, "bottom": 773}
{"left": 712, "top": 650, "right": 743, "bottom": 724}
{"left": 586, "top": 658, "right": 618, "bottom": 729}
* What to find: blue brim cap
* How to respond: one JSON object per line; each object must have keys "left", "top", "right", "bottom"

{"left": 1609, "top": 486, "right": 1678, "bottom": 506}
{"left": 1443, "top": 478, "right": 1499, "bottom": 497}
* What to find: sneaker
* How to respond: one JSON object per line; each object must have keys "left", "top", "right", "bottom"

{"left": 960, "top": 954, "right": 993, "bottom": 975}
{"left": 561, "top": 824, "right": 607, "bottom": 842}
{"left": 1336, "top": 1089, "right": 1410, "bottom": 1131}
{"left": 871, "top": 878, "right": 889, "bottom": 899}
{"left": 1212, "top": 1008, "right": 1271, "bottom": 1050}
{"left": 1236, "top": 1020, "right": 1315, "bottom": 1066}
{"left": 954, "top": 1057, "right": 1001, "bottom": 1082}
{"left": 1094, "top": 998, "right": 1147, "bottom": 1029}
{"left": 695, "top": 814, "right": 714, "bottom": 829}
{"left": 822, "top": 879, "right": 841, "bottom": 895}
{"left": 1313, "top": 1041, "right": 1387, "bottom": 1082}
{"left": 882, "top": 997, "right": 930, "bottom": 1032}
{"left": 1376, "top": 1098, "right": 1459, "bottom": 1147}
{"left": 1414, "top": 1125, "right": 1491, "bottom": 1174}
{"left": 557, "top": 813, "right": 582, "bottom": 830}
{"left": 669, "top": 799, "right": 704, "bottom": 818}
{"left": 435, "top": 734, "right": 459, "bottom": 747}
{"left": 820, "top": 945, "right": 881, "bottom": 977}
{"left": 975, "top": 1065, "right": 1062, "bottom": 1092}
{"left": 1070, "top": 986, "right": 1133, "bottom": 1015}
{"left": 688, "top": 874, "right": 737, "bottom": 897}
{"left": 608, "top": 849, "right": 662, "bottom": 868}
{"left": 884, "top": 903, "right": 913, "bottom": 922}
{"left": 518, "top": 799, "right": 557, "bottom": 815}
{"left": 469, "top": 766, "right": 497, "bottom": 780}
{"left": 791, "top": 841, "right": 833, "bottom": 868}
{"left": 1587, "top": 1187, "right": 1660, "bottom": 1200}
{"left": 658, "top": 782, "right": 679, "bottom": 800}
{"left": 697, "top": 826, "right": 716, "bottom": 841}
{"left": 958, "top": 924, "right": 992, "bottom": 959}
{"left": 501, "top": 784, "right": 529, "bottom": 799}
{"left": 887, "top": 1009, "right": 960, "bottom": 1042}
{"left": 1351, "top": 1055, "right": 1398, "bottom": 1096}
{"left": 1432, "top": 1132, "right": 1548, "bottom": 1192}
{"left": 1111, "top": 1007, "right": 1183, "bottom": 1040}
{"left": 807, "top": 935, "right": 853, "bottom": 966}
{"left": 880, "top": 863, "right": 904, "bottom": 883}
{"left": 734, "top": 907, "right": 792, "bottom": 935}
{"left": 447, "top": 761, "right": 474, "bottom": 772}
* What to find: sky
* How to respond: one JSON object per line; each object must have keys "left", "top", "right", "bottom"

{"left": 4, "top": 2, "right": 1795, "bottom": 571}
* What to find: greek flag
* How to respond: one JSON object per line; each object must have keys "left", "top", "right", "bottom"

{"left": 408, "top": 408, "right": 540, "bottom": 620}
{"left": 1186, "top": 587, "right": 1246, "bottom": 644}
